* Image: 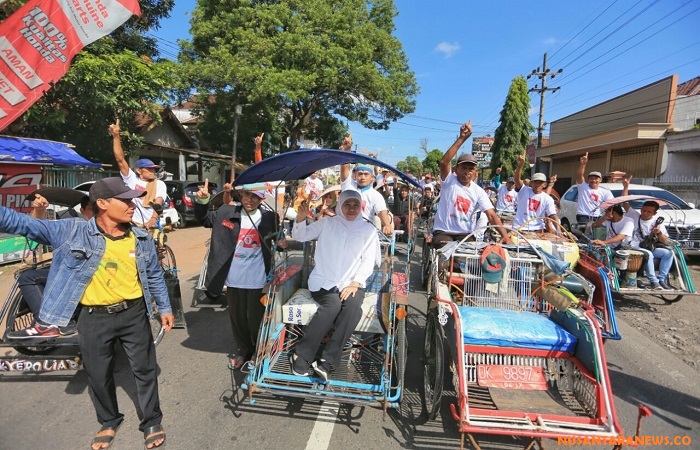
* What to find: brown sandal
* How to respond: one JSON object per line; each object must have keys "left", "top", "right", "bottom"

{"left": 90, "top": 422, "right": 122, "bottom": 450}
{"left": 143, "top": 424, "right": 166, "bottom": 449}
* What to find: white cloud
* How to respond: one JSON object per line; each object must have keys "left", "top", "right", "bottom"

{"left": 434, "top": 41, "right": 460, "bottom": 58}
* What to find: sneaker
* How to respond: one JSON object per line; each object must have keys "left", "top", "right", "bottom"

{"left": 659, "top": 280, "right": 673, "bottom": 290}
{"left": 312, "top": 359, "right": 333, "bottom": 381}
{"left": 637, "top": 279, "right": 650, "bottom": 289}
{"left": 289, "top": 353, "right": 310, "bottom": 376}
{"left": 59, "top": 320, "right": 77, "bottom": 336}
{"left": 7, "top": 322, "right": 59, "bottom": 340}
{"left": 650, "top": 282, "right": 666, "bottom": 291}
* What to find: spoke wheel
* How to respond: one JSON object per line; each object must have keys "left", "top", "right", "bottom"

{"left": 421, "top": 238, "right": 430, "bottom": 287}
{"left": 660, "top": 272, "right": 684, "bottom": 303}
{"left": 159, "top": 244, "right": 177, "bottom": 272}
{"left": 394, "top": 313, "right": 408, "bottom": 401}
{"left": 422, "top": 311, "right": 445, "bottom": 420}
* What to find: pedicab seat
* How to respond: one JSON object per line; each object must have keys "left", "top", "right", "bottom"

{"left": 458, "top": 306, "right": 578, "bottom": 353}
{"left": 282, "top": 288, "right": 385, "bottom": 333}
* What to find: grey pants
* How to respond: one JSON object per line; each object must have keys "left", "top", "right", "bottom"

{"left": 294, "top": 287, "right": 364, "bottom": 368}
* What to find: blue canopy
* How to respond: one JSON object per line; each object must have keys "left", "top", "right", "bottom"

{"left": 0, "top": 136, "right": 100, "bottom": 167}
{"left": 234, "top": 149, "right": 422, "bottom": 189}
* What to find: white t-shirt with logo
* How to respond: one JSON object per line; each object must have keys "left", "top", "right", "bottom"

{"left": 513, "top": 187, "right": 557, "bottom": 231}
{"left": 626, "top": 208, "right": 668, "bottom": 248}
{"left": 496, "top": 185, "right": 517, "bottom": 211}
{"left": 121, "top": 169, "right": 167, "bottom": 224}
{"left": 341, "top": 177, "right": 388, "bottom": 220}
{"left": 304, "top": 176, "right": 324, "bottom": 199}
{"left": 433, "top": 172, "right": 494, "bottom": 234}
{"left": 577, "top": 183, "right": 613, "bottom": 217}
{"left": 603, "top": 216, "right": 634, "bottom": 248}
{"left": 226, "top": 209, "right": 266, "bottom": 289}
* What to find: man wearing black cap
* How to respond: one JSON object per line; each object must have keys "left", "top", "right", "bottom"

{"left": 110, "top": 120, "right": 168, "bottom": 229}
{"left": 432, "top": 121, "right": 508, "bottom": 246}
{"left": 0, "top": 177, "right": 173, "bottom": 449}
{"left": 575, "top": 152, "right": 613, "bottom": 224}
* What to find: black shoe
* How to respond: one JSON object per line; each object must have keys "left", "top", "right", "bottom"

{"left": 637, "top": 279, "right": 650, "bottom": 289}
{"left": 289, "top": 353, "right": 310, "bottom": 376}
{"left": 312, "top": 359, "right": 333, "bottom": 381}
{"left": 659, "top": 280, "right": 673, "bottom": 290}
{"left": 650, "top": 282, "right": 666, "bottom": 291}
{"left": 59, "top": 320, "right": 77, "bottom": 336}
{"left": 7, "top": 322, "right": 59, "bottom": 340}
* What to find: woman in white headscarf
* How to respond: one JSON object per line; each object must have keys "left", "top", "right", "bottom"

{"left": 289, "top": 189, "right": 381, "bottom": 380}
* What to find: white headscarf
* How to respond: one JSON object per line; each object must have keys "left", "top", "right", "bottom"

{"left": 336, "top": 190, "right": 366, "bottom": 231}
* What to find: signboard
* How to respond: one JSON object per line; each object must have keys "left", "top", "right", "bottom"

{"left": 0, "top": 0, "right": 141, "bottom": 131}
{"left": 0, "top": 163, "right": 41, "bottom": 211}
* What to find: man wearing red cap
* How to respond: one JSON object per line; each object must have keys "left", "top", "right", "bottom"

{"left": 110, "top": 120, "right": 168, "bottom": 229}
{"left": 432, "top": 121, "right": 508, "bottom": 246}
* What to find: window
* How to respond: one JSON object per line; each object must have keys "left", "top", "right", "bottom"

{"left": 564, "top": 186, "right": 578, "bottom": 202}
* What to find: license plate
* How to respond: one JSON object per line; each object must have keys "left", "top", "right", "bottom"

{"left": 477, "top": 365, "right": 548, "bottom": 390}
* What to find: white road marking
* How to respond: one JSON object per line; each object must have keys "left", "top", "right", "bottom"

{"left": 305, "top": 401, "right": 340, "bottom": 450}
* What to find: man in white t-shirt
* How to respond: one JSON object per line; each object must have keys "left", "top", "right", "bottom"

{"left": 513, "top": 151, "right": 557, "bottom": 232}
{"left": 110, "top": 120, "right": 167, "bottom": 229}
{"left": 575, "top": 152, "right": 613, "bottom": 224}
{"left": 591, "top": 204, "right": 634, "bottom": 250}
{"left": 432, "top": 121, "right": 508, "bottom": 247}
{"left": 304, "top": 171, "right": 324, "bottom": 200}
{"left": 339, "top": 136, "right": 393, "bottom": 235}
{"left": 419, "top": 174, "right": 435, "bottom": 191}
{"left": 622, "top": 175, "right": 673, "bottom": 290}
{"left": 496, "top": 177, "right": 517, "bottom": 212}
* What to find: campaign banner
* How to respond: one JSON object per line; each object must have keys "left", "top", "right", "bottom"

{"left": 0, "top": 0, "right": 141, "bottom": 131}
{"left": 0, "top": 163, "right": 42, "bottom": 211}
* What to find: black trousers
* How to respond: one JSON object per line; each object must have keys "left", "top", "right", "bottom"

{"left": 295, "top": 287, "right": 364, "bottom": 368}
{"left": 226, "top": 287, "right": 265, "bottom": 359}
{"left": 78, "top": 299, "right": 162, "bottom": 432}
{"left": 17, "top": 267, "right": 50, "bottom": 317}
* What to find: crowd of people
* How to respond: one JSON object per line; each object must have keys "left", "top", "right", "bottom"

{"left": 0, "top": 119, "right": 679, "bottom": 449}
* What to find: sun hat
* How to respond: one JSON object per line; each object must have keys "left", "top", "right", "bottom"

{"left": 588, "top": 171, "right": 602, "bottom": 178}
{"left": 480, "top": 244, "right": 507, "bottom": 284}
{"left": 531, "top": 173, "right": 547, "bottom": 182}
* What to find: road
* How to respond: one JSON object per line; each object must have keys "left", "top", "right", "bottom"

{"left": 0, "top": 226, "right": 697, "bottom": 449}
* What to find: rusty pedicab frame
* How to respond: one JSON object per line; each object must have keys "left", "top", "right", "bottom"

{"left": 422, "top": 225, "right": 650, "bottom": 449}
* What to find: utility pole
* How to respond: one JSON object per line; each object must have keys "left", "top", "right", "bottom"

{"left": 230, "top": 104, "right": 243, "bottom": 183}
{"left": 528, "top": 53, "right": 562, "bottom": 149}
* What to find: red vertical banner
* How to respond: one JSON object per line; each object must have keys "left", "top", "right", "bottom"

{"left": 0, "top": 0, "right": 141, "bottom": 131}
{"left": 0, "top": 163, "right": 43, "bottom": 211}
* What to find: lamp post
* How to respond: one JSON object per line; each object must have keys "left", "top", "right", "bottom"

{"left": 230, "top": 104, "right": 243, "bottom": 183}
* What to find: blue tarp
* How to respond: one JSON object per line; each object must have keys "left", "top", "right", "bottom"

{"left": 0, "top": 136, "right": 100, "bottom": 167}
{"left": 234, "top": 149, "right": 422, "bottom": 189}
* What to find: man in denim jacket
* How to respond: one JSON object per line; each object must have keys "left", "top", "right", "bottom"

{"left": 0, "top": 178, "right": 173, "bottom": 450}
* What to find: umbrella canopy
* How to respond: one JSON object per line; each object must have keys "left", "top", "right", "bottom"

{"left": 234, "top": 149, "right": 421, "bottom": 189}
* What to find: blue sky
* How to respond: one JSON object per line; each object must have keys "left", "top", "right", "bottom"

{"left": 151, "top": 0, "right": 700, "bottom": 165}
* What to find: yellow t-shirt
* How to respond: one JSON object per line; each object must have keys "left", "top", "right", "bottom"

{"left": 80, "top": 231, "right": 143, "bottom": 306}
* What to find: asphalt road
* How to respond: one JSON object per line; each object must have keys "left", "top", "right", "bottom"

{"left": 0, "top": 226, "right": 697, "bottom": 449}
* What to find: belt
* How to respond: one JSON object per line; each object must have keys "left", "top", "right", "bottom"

{"left": 87, "top": 298, "right": 142, "bottom": 314}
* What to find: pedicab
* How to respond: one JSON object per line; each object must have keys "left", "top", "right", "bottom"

{"left": 0, "top": 187, "right": 174, "bottom": 373}
{"left": 574, "top": 195, "right": 697, "bottom": 304}
{"left": 422, "top": 224, "right": 641, "bottom": 449}
{"left": 233, "top": 149, "right": 420, "bottom": 411}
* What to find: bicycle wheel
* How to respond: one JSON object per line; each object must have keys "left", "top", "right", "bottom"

{"left": 394, "top": 312, "right": 408, "bottom": 401}
{"left": 421, "top": 238, "right": 431, "bottom": 288}
{"left": 159, "top": 244, "right": 177, "bottom": 271}
{"left": 422, "top": 310, "right": 444, "bottom": 420}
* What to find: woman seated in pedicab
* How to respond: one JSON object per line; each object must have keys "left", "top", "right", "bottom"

{"left": 288, "top": 190, "right": 381, "bottom": 380}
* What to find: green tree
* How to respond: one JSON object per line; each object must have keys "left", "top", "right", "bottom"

{"left": 396, "top": 155, "right": 422, "bottom": 175}
{"left": 182, "top": 0, "right": 418, "bottom": 153}
{"left": 421, "top": 148, "right": 442, "bottom": 178}
{"left": 490, "top": 76, "right": 534, "bottom": 178}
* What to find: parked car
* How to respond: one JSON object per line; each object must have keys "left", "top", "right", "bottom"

{"left": 74, "top": 180, "right": 181, "bottom": 228}
{"left": 165, "top": 180, "right": 218, "bottom": 226}
{"left": 559, "top": 182, "right": 700, "bottom": 255}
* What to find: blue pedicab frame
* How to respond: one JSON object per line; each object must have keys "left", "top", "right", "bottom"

{"left": 233, "top": 150, "right": 420, "bottom": 411}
